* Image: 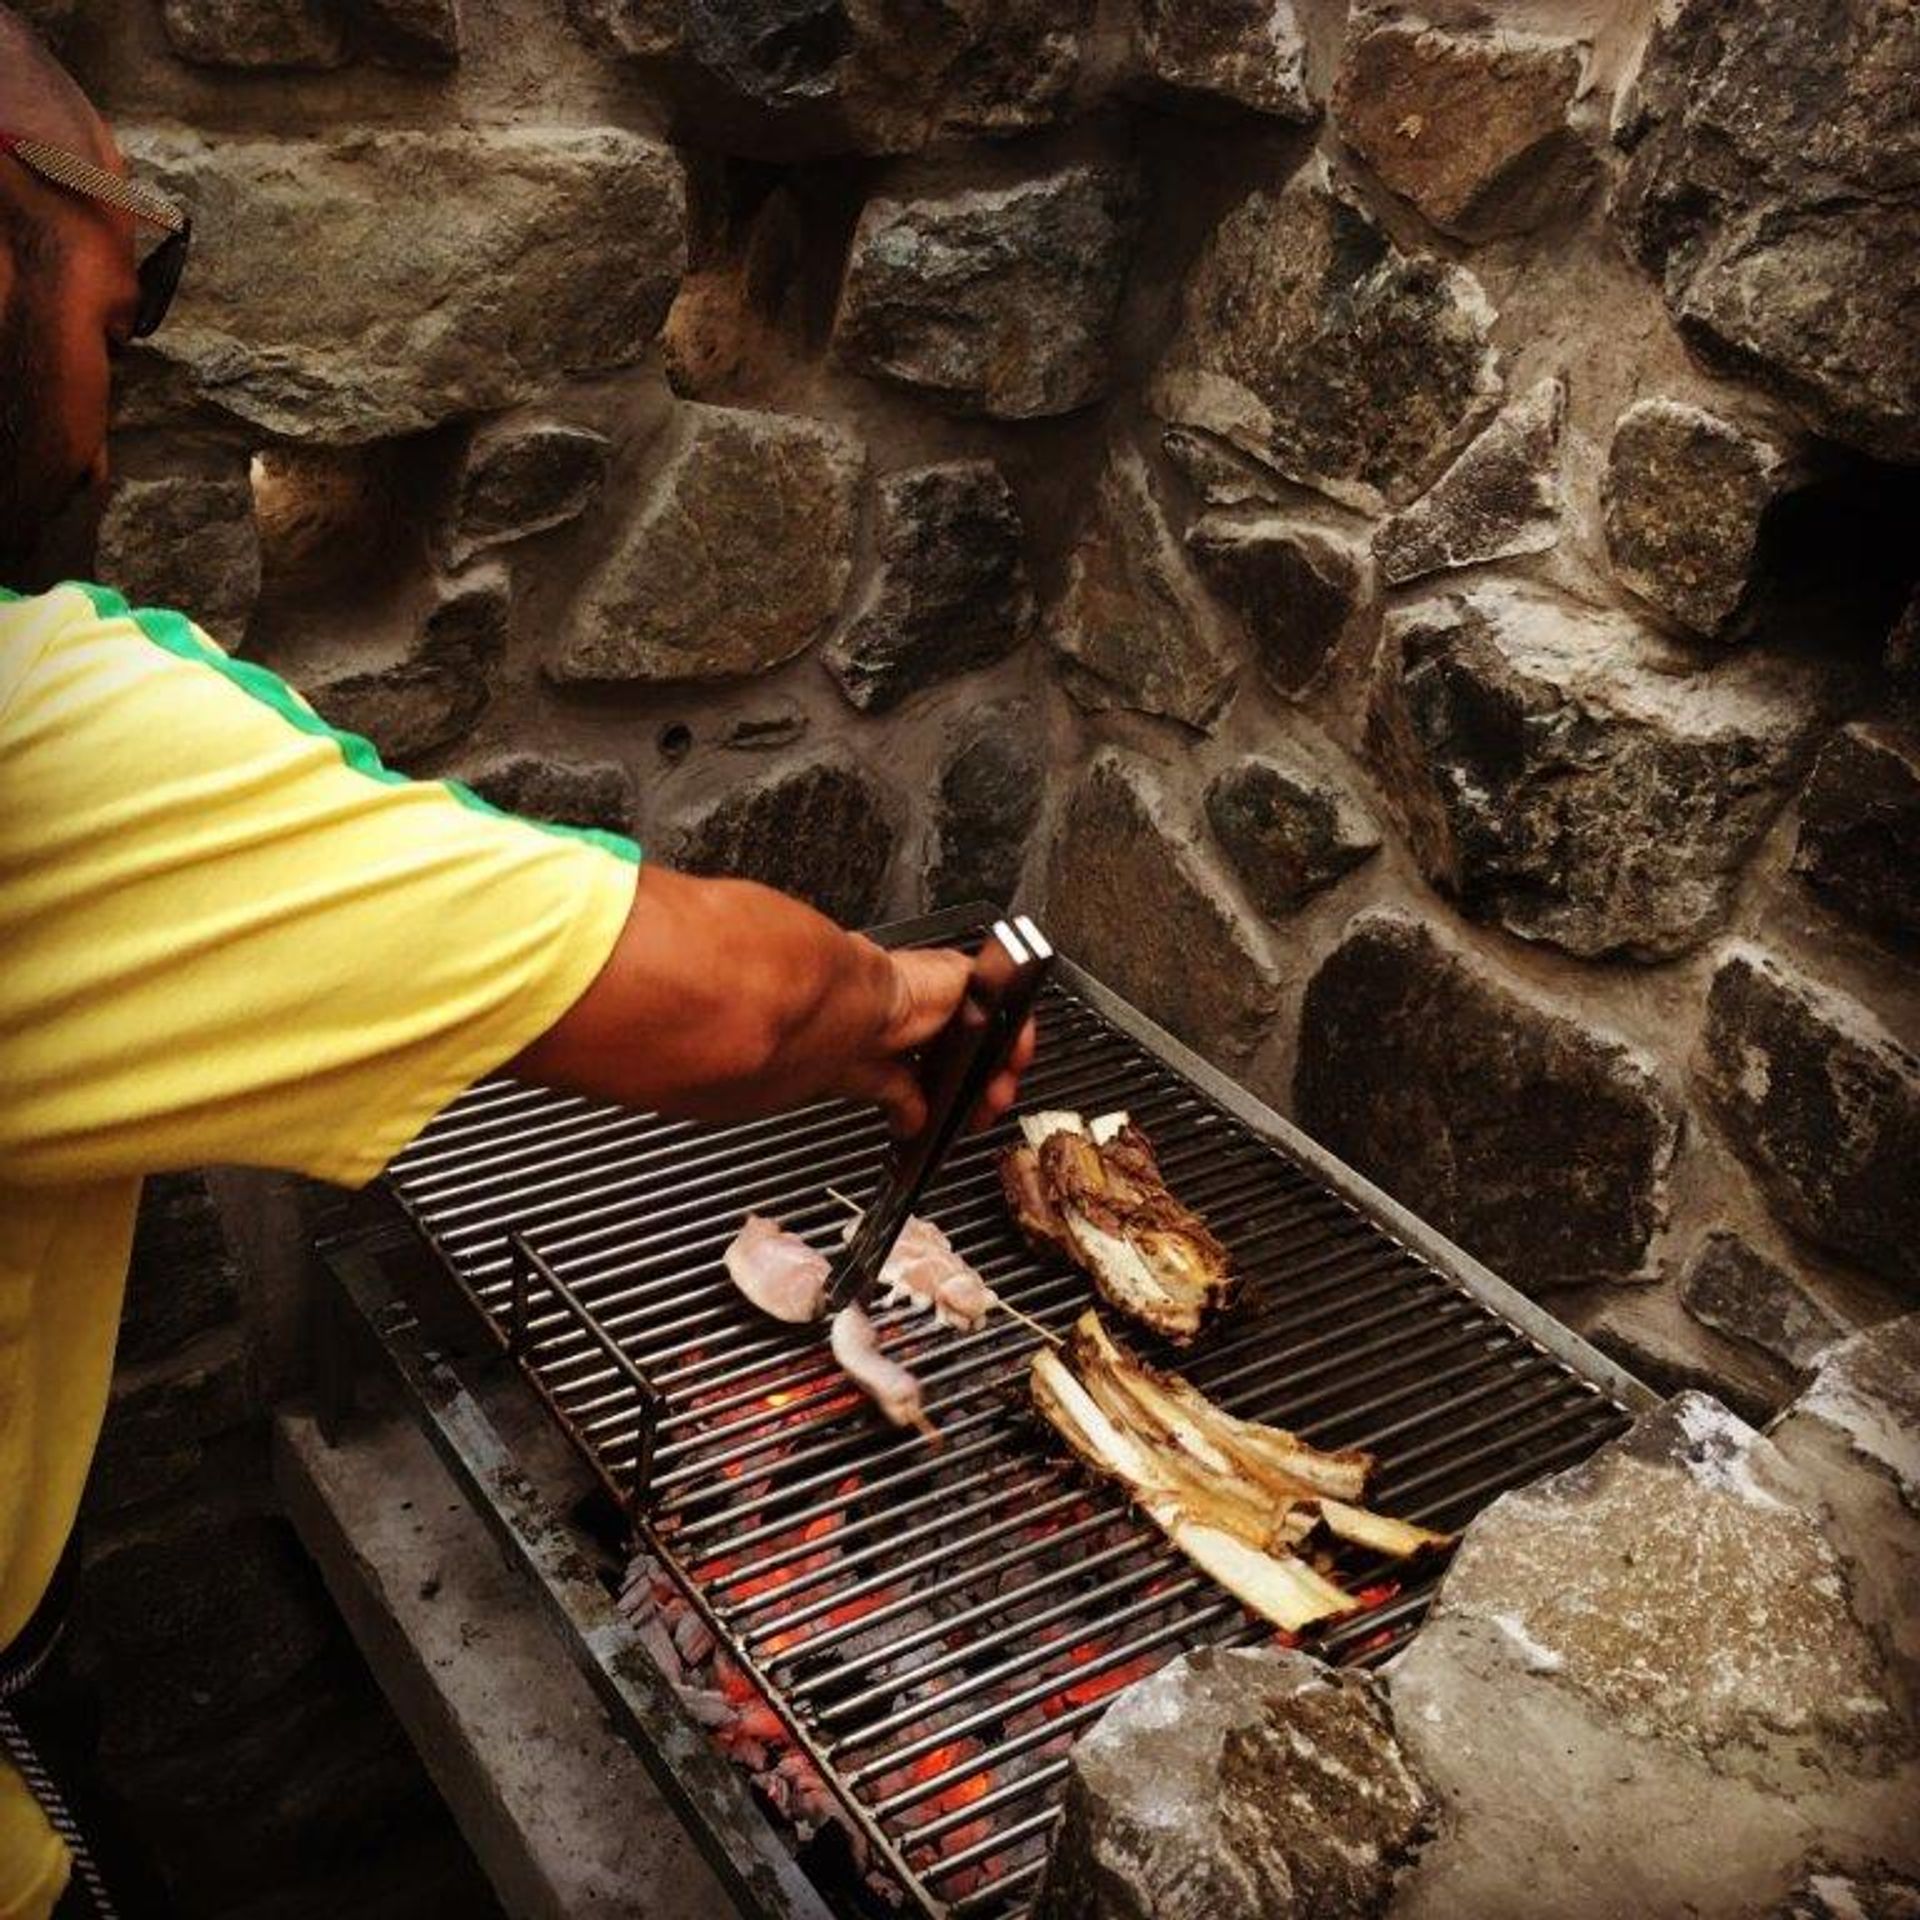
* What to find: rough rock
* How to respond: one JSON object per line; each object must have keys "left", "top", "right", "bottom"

{"left": 1050, "top": 443, "right": 1237, "bottom": 730}
{"left": 1186, "top": 514, "right": 1366, "bottom": 698}
{"left": 926, "top": 708, "right": 1043, "bottom": 912}
{"left": 1152, "top": 160, "right": 1502, "bottom": 512}
{"left": 1205, "top": 754, "right": 1380, "bottom": 919}
{"left": 578, "top": 0, "right": 1090, "bottom": 151}
{"left": 1582, "top": 1286, "right": 1792, "bottom": 1430}
{"left": 309, "top": 568, "right": 508, "bottom": 765}
{"left": 1161, "top": 426, "right": 1287, "bottom": 510}
{"left": 1295, "top": 913, "right": 1678, "bottom": 1288}
{"left": 669, "top": 758, "right": 893, "bottom": 926}
{"left": 1773, "top": 1866, "right": 1920, "bottom": 1920}
{"left": 1374, "top": 376, "right": 1564, "bottom": 585}
{"left": 1769, "top": 1317, "right": 1920, "bottom": 1728}
{"left": 1135, "top": 0, "right": 1314, "bottom": 122}
{"left": 1388, "top": 1393, "right": 1920, "bottom": 1920}
{"left": 1035, "top": 1648, "right": 1431, "bottom": 1920}
{"left": 833, "top": 165, "right": 1139, "bottom": 418}
{"left": 94, "top": 460, "right": 262, "bottom": 648}
{"left": 159, "top": 0, "right": 349, "bottom": 67}
{"left": 1366, "top": 584, "right": 1818, "bottom": 960}
{"left": 1792, "top": 723, "right": 1920, "bottom": 945}
{"left": 126, "top": 128, "right": 686, "bottom": 443}
{"left": 824, "top": 461, "right": 1034, "bottom": 713}
{"left": 1047, "top": 751, "right": 1281, "bottom": 1062}
{"left": 122, "top": 1173, "right": 243, "bottom": 1370}
{"left": 457, "top": 753, "right": 636, "bottom": 838}
{"left": 1680, "top": 1231, "right": 1850, "bottom": 1375}
{"left": 1613, "top": 0, "right": 1920, "bottom": 461}
{"left": 89, "top": 1333, "right": 253, "bottom": 1513}
{"left": 551, "top": 405, "right": 862, "bottom": 684}
{"left": 1602, "top": 398, "right": 1790, "bottom": 638}
{"left": 348, "top": 0, "right": 461, "bottom": 63}
{"left": 1696, "top": 946, "right": 1920, "bottom": 1295}
{"left": 445, "top": 417, "right": 610, "bottom": 567}
{"left": 1888, "top": 589, "right": 1920, "bottom": 707}
{"left": 71, "top": 1517, "right": 340, "bottom": 1757}
{"left": 1332, "top": 19, "right": 1590, "bottom": 240}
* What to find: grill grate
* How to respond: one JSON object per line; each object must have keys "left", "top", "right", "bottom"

{"left": 385, "top": 924, "right": 1645, "bottom": 1920}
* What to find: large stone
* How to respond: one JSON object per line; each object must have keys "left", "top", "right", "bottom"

{"left": 126, "top": 128, "right": 686, "bottom": 443}
{"left": 1792, "top": 723, "right": 1920, "bottom": 945}
{"left": 1680, "top": 1231, "right": 1850, "bottom": 1376}
{"left": 577, "top": 0, "right": 1089, "bottom": 151}
{"left": 95, "top": 459, "right": 262, "bottom": 647}
{"left": 833, "top": 165, "right": 1138, "bottom": 418}
{"left": 1612, "top": 0, "right": 1920, "bottom": 462}
{"left": 1185, "top": 514, "right": 1366, "bottom": 699}
{"left": 669, "top": 758, "right": 893, "bottom": 926}
{"left": 1047, "top": 751, "right": 1282, "bottom": 1062}
{"left": 926, "top": 708, "right": 1044, "bottom": 912}
{"left": 1770, "top": 1317, "right": 1920, "bottom": 1729}
{"left": 1389, "top": 1393, "right": 1919, "bottom": 1920}
{"left": 72, "top": 1516, "right": 340, "bottom": 1758}
{"left": 824, "top": 461, "right": 1035, "bottom": 713}
{"left": 1366, "top": 585, "right": 1818, "bottom": 960}
{"left": 1332, "top": 20, "right": 1590, "bottom": 240}
{"left": 1152, "top": 161, "right": 1501, "bottom": 512}
{"left": 1295, "top": 913, "right": 1678, "bottom": 1288}
{"left": 551, "top": 405, "right": 862, "bottom": 684}
{"left": 347, "top": 0, "right": 462, "bottom": 64}
{"left": 445, "top": 417, "right": 610, "bottom": 567}
{"left": 159, "top": 0, "right": 349, "bottom": 67}
{"left": 1205, "top": 754, "right": 1380, "bottom": 919}
{"left": 1136, "top": 0, "right": 1315, "bottom": 122}
{"left": 456, "top": 754, "right": 637, "bottom": 838}
{"left": 1373, "top": 376, "right": 1564, "bottom": 585}
{"left": 88, "top": 1333, "right": 254, "bottom": 1513}
{"left": 1050, "top": 443, "right": 1237, "bottom": 730}
{"left": 1696, "top": 946, "right": 1920, "bottom": 1295}
{"left": 1036, "top": 1648, "right": 1432, "bottom": 1920}
{"left": 309, "top": 568, "right": 508, "bottom": 765}
{"left": 1602, "top": 398, "right": 1791, "bottom": 638}
{"left": 1582, "top": 1286, "right": 1792, "bottom": 1429}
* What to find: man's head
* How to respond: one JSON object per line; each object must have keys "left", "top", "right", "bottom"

{"left": 0, "top": 8, "right": 156, "bottom": 579}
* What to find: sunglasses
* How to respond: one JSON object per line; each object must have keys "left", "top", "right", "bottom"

{"left": 0, "top": 130, "right": 192, "bottom": 338}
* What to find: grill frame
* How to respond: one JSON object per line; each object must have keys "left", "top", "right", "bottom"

{"left": 355, "top": 905, "right": 1653, "bottom": 1920}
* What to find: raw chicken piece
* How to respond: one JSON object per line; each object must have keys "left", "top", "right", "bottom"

{"left": 723, "top": 1214, "right": 830, "bottom": 1323}
{"left": 840, "top": 1212, "right": 998, "bottom": 1333}
{"left": 829, "top": 1304, "right": 937, "bottom": 1442}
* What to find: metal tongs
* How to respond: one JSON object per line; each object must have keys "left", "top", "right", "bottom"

{"left": 817, "top": 915, "right": 1054, "bottom": 1323}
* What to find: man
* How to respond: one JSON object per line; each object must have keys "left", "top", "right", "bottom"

{"left": 0, "top": 15, "right": 1032, "bottom": 1916}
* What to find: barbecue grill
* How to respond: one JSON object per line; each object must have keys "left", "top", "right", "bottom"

{"left": 316, "top": 904, "right": 1653, "bottom": 1920}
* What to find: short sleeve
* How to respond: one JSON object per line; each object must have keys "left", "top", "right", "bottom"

{"left": 0, "top": 584, "right": 640, "bottom": 1188}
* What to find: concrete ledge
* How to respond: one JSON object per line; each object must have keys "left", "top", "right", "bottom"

{"left": 275, "top": 1405, "right": 737, "bottom": 1920}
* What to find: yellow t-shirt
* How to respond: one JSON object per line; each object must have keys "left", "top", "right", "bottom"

{"left": 0, "top": 582, "right": 640, "bottom": 1918}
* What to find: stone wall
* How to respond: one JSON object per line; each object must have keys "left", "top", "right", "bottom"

{"left": 22, "top": 0, "right": 1918, "bottom": 1906}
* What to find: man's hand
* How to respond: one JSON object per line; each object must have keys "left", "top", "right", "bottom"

{"left": 510, "top": 866, "right": 1035, "bottom": 1135}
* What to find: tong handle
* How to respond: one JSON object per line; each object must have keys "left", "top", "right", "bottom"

{"left": 822, "top": 917, "right": 1052, "bottom": 1317}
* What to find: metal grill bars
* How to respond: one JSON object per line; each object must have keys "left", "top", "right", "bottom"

{"left": 386, "top": 939, "right": 1640, "bottom": 1920}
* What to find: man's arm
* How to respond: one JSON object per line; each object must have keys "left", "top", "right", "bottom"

{"left": 511, "top": 865, "right": 1032, "bottom": 1137}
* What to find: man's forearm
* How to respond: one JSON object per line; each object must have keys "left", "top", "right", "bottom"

{"left": 509, "top": 865, "right": 952, "bottom": 1127}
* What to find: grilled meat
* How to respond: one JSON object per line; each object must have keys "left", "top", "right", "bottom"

{"left": 841, "top": 1211, "right": 997, "bottom": 1333}
{"left": 999, "top": 1111, "right": 1233, "bottom": 1343}
{"left": 830, "top": 1303, "right": 937, "bottom": 1442}
{"left": 1029, "top": 1311, "right": 1451, "bottom": 1630}
{"left": 723, "top": 1214, "right": 830, "bottom": 1324}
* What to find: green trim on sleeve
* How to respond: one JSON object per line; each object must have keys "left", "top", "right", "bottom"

{"left": 66, "top": 581, "right": 642, "bottom": 865}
